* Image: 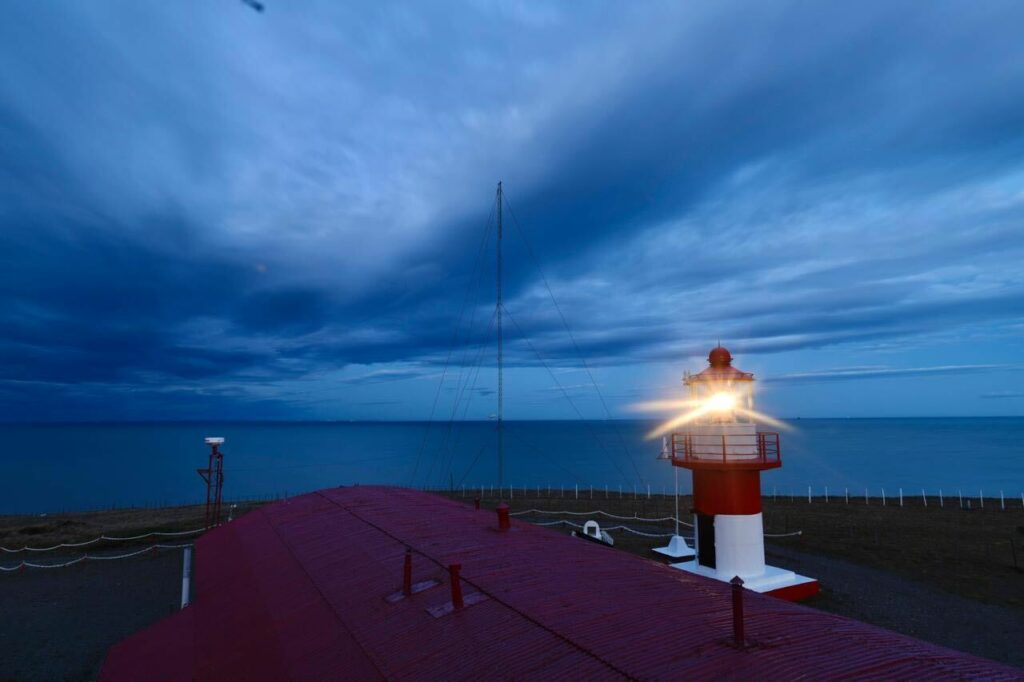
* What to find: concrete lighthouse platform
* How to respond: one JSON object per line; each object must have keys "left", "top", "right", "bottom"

{"left": 669, "top": 559, "right": 819, "bottom": 601}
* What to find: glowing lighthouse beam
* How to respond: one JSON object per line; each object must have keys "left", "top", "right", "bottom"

{"left": 646, "top": 402, "right": 716, "bottom": 439}
{"left": 645, "top": 391, "right": 791, "bottom": 439}
{"left": 733, "top": 406, "right": 793, "bottom": 431}
{"left": 627, "top": 399, "right": 701, "bottom": 413}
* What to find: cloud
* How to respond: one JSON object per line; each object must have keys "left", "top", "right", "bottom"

{"left": 979, "top": 391, "right": 1024, "bottom": 400}
{"left": 343, "top": 369, "right": 431, "bottom": 385}
{"left": 766, "top": 365, "right": 1018, "bottom": 384}
{"left": 1, "top": 2, "right": 1024, "bottom": 418}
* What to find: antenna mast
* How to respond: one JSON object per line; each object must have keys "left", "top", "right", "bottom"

{"left": 496, "top": 181, "right": 504, "bottom": 493}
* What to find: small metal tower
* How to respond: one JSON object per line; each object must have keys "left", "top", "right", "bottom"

{"left": 197, "top": 437, "right": 225, "bottom": 529}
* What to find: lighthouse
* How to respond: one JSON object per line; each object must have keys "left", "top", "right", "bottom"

{"left": 668, "top": 346, "right": 818, "bottom": 601}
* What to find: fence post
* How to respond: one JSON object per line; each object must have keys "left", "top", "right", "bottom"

{"left": 899, "top": 488, "right": 903, "bottom": 507}
{"left": 181, "top": 546, "right": 192, "bottom": 608}
{"left": 575, "top": 484, "right": 578, "bottom": 500}
{"left": 882, "top": 488, "right": 886, "bottom": 506}
{"left": 647, "top": 484, "right": 651, "bottom": 499}
{"left": 922, "top": 489, "right": 927, "bottom": 507}
{"left": 865, "top": 488, "right": 868, "bottom": 504}
{"left": 980, "top": 490, "right": 984, "bottom": 509}
{"left": 825, "top": 486, "right": 829, "bottom": 503}
{"left": 958, "top": 489, "right": 963, "bottom": 508}
{"left": 939, "top": 489, "right": 943, "bottom": 507}
{"left": 807, "top": 486, "right": 811, "bottom": 503}
{"left": 845, "top": 487, "right": 849, "bottom": 504}
{"left": 1000, "top": 490, "right": 1005, "bottom": 511}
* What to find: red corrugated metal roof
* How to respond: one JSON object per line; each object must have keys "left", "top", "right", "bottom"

{"left": 100, "top": 486, "right": 1021, "bottom": 681}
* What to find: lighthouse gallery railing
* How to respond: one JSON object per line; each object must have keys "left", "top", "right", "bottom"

{"left": 670, "top": 431, "right": 781, "bottom": 468}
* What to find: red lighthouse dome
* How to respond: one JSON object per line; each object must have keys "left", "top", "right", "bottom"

{"left": 708, "top": 346, "right": 732, "bottom": 367}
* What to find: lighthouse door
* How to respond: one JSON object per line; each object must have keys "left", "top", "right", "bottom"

{"left": 697, "top": 514, "right": 716, "bottom": 569}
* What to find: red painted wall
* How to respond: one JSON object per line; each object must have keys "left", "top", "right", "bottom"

{"left": 693, "top": 469, "right": 762, "bottom": 515}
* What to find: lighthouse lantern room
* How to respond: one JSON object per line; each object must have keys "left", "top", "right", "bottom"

{"left": 668, "top": 346, "right": 818, "bottom": 601}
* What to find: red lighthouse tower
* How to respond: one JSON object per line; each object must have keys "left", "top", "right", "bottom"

{"left": 669, "top": 346, "right": 818, "bottom": 601}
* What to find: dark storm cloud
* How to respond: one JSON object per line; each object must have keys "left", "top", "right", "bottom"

{"left": 1, "top": 2, "right": 1023, "bottom": 418}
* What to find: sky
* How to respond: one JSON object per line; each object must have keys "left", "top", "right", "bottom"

{"left": 0, "top": 1, "right": 1022, "bottom": 421}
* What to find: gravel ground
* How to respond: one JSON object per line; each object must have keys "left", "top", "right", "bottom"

{"left": 0, "top": 549, "right": 185, "bottom": 682}
{"left": 766, "top": 543, "right": 1024, "bottom": 668}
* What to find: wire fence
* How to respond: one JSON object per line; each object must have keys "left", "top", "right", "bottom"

{"left": 767, "top": 486, "right": 1024, "bottom": 511}
{"left": 451, "top": 484, "right": 1024, "bottom": 511}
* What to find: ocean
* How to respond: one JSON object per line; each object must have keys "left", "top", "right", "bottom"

{"left": 1, "top": 418, "right": 1021, "bottom": 514}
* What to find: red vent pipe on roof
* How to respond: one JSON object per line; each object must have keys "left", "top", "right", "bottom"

{"left": 496, "top": 503, "right": 510, "bottom": 531}
{"left": 448, "top": 564, "right": 464, "bottom": 610}
{"left": 403, "top": 549, "right": 413, "bottom": 597}
{"left": 731, "top": 576, "right": 745, "bottom": 648}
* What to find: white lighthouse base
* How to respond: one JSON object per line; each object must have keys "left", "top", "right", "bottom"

{"left": 668, "top": 560, "right": 819, "bottom": 601}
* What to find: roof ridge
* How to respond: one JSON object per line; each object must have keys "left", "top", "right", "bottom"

{"left": 262, "top": 501, "right": 388, "bottom": 681}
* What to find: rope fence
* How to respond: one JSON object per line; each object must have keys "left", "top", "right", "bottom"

{"left": 1, "top": 527, "right": 205, "bottom": 554}
{"left": 0, "top": 542, "right": 193, "bottom": 572}
{"left": 511, "top": 508, "right": 692, "bottom": 526}
{"left": 519, "top": 512, "right": 803, "bottom": 539}
{"left": 527, "top": 518, "right": 678, "bottom": 538}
